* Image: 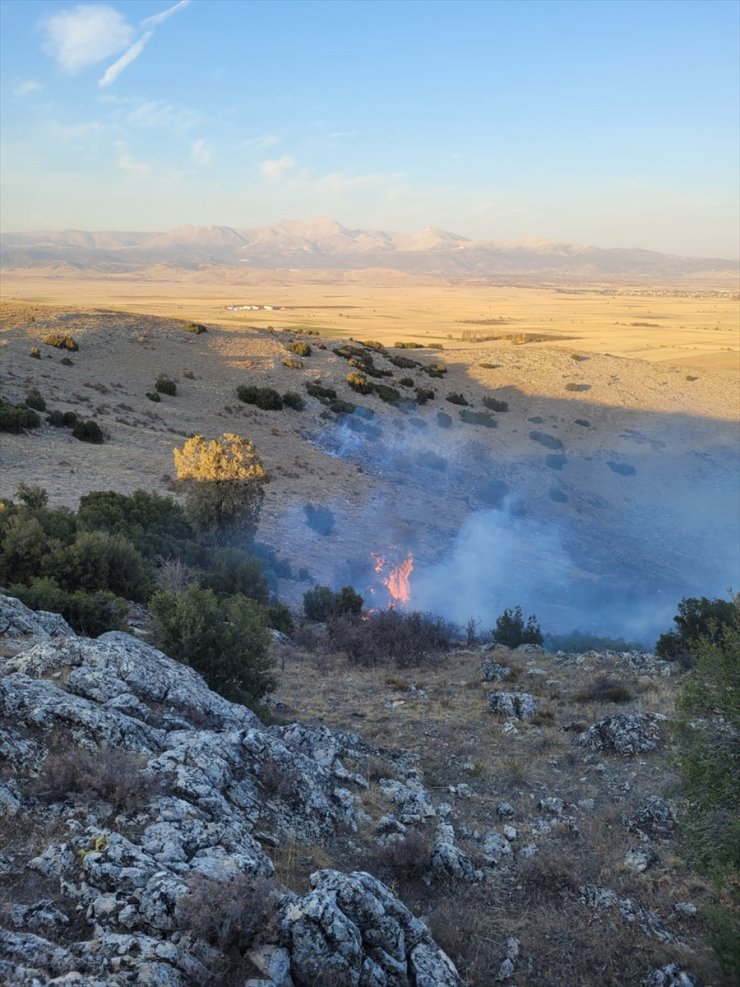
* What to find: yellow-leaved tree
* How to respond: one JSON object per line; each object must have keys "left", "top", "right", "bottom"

{"left": 173, "top": 433, "right": 268, "bottom": 542}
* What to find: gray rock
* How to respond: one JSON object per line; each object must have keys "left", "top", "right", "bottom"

{"left": 625, "top": 796, "right": 677, "bottom": 839}
{"left": 575, "top": 714, "right": 664, "bottom": 755}
{"left": 481, "top": 658, "right": 512, "bottom": 682}
{"left": 482, "top": 832, "right": 513, "bottom": 867}
{"left": 488, "top": 692, "right": 538, "bottom": 720}
{"left": 673, "top": 902, "right": 698, "bottom": 918}
{"left": 624, "top": 844, "right": 658, "bottom": 873}
{"left": 431, "top": 822, "right": 483, "bottom": 883}
{"left": 0, "top": 594, "right": 75, "bottom": 640}
{"left": 642, "top": 962, "right": 700, "bottom": 987}
{"left": 248, "top": 944, "right": 294, "bottom": 986}
{"left": 496, "top": 800, "right": 516, "bottom": 818}
{"left": 579, "top": 884, "right": 677, "bottom": 942}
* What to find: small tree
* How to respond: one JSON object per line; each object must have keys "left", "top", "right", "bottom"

{"left": 151, "top": 586, "right": 274, "bottom": 706}
{"left": 494, "top": 605, "right": 543, "bottom": 647}
{"left": 656, "top": 595, "right": 736, "bottom": 666}
{"left": 173, "top": 433, "right": 268, "bottom": 543}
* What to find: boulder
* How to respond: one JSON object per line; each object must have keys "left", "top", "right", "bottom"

{"left": 575, "top": 714, "right": 664, "bottom": 755}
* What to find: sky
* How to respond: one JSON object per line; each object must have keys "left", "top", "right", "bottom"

{"left": 1, "top": 0, "right": 738, "bottom": 257}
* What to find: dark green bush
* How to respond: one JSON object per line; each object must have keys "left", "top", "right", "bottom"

{"left": 415, "top": 387, "right": 435, "bottom": 405}
{"left": 0, "top": 400, "right": 41, "bottom": 433}
{"left": 25, "top": 389, "right": 46, "bottom": 411}
{"left": 305, "top": 382, "right": 337, "bottom": 402}
{"left": 46, "top": 410, "right": 66, "bottom": 426}
{"left": 9, "top": 577, "right": 127, "bottom": 636}
{"left": 183, "top": 321, "right": 207, "bottom": 334}
{"left": 328, "top": 398, "right": 357, "bottom": 415}
{"left": 60, "top": 357, "right": 74, "bottom": 366}
{"left": 201, "top": 547, "right": 268, "bottom": 603}
{"left": 155, "top": 378, "right": 177, "bottom": 396}
{"left": 483, "top": 396, "right": 508, "bottom": 412}
{"left": 373, "top": 383, "right": 401, "bottom": 404}
{"left": 399, "top": 377, "right": 414, "bottom": 387}
{"left": 282, "top": 391, "right": 305, "bottom": 411}
{"left": 42, "top": 332, "right": 78, "bottom": 351}
{"left": 72, "top": 419, "right": 104, "bottom": 444}
{"left": 267, "top": 602, "right": 294, "bottom": 635}
{"left": 446, "top": 392, "right": 468, "bottom": 406}
{"left": 151, "top": 586, "right": 274, "bottom": 705}
{"left": 285, "top": 340, "right": 311, "bottom": 357}
{"left": 388, "top": 355, "right": 420, "bottom": 369}
{"left": 236, "top": 385, "right": 283, "bottom": 410}
{"left": 62, "top": 411, "right": 78, "bottom": 427}
{"left": 459, "top": 409, "right": 497, "bottom": 428}
{"left": 656, "top": 595, "right": 736, "bottom": 665}
{"left": 146, "top": 391, "right": 162, "bottom": 402}
{"left": 494, "top": 606, "right": 543, "bottom": 647}
{"left": 303, "top": 584, "right": 364, "bottom": 621}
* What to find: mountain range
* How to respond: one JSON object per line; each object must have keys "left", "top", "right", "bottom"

{"left": 1, "top": 217, "right": 737, "bottom": 280}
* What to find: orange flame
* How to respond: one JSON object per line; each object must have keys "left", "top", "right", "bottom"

{"left": 372, "top": 549, "right": 413, "bottom": 606}
{"left": 385, "top": 554, "right": 413, "bottom": 605}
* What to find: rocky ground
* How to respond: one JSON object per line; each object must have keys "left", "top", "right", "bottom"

{"left": 0, "top": 595, "right": 728, "bottom": 986}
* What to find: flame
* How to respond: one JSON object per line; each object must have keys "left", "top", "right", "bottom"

{"left": 371, "top": 549, "right": 413, "bottom": 606}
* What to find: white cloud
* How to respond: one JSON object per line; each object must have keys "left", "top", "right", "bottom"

{"left": 42, "top": 4, "right": 134, "bottom": 74}
{"left": 242, "top": 133, "right": 280, "bottom": 150}
{"left": 50, "top": 120, "right": 102, "bottom": 140}
{"left": 114, "top": 140, "right": 152, "bottom": 175}
{"left": 141, "top": 0, "right": 191, "bottom": 28}
{"left": 190, "top": 138, "right": 212, "bottom": 166}
{"left": 98, "top": 30, "right": 153, "bottom": 87}
{"left": 12, "top": 79, "right": 43, "bottom": 97}
{"left": 261, "top": 156, "right": 296, "bottom": 180}
{"left": 126, "top": 99, "right": 202, "bottom": 133}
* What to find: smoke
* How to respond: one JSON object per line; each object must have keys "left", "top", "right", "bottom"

{"left": 277, "top": 403, "right": 739, "bottom": 646}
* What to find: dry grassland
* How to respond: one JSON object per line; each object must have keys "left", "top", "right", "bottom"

{"left": 2, "top": 272, "right": 738, "bottom": 378}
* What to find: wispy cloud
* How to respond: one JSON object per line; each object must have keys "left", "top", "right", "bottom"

{"left": 328, "top": 130, "right": 359, "bottom": 140}
{"left": 42, "top": 4, "right": 134, "bottom": 74}
{"left": 141, "top": 0, "right": 190, "bottom": 29}
{"left": 99, "top": 29, "right": 153, "bottom": 88}
{"left": 114, "top": 140, "right": 152, "bottom": 175}
{"left": 261, "top": 155, "right": 296, "bottom": 180}
{"left": 242, "top": 133, "right": 280, "bottom": 150}
{"left": 50, "top": 120, "right": 102, "bottom": 140}
{"left": 190, "top": 138, "right": 212, "bottom": 166}
{"left": 312, "top": 170, "right": 402, "bottom": 193}
{"left": 126, "top": 98, "right": 202, "bottom": 133}
{"left": 12, "top": 79, "right": 43, "bottom": 97}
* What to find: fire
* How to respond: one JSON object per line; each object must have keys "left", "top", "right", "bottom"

{"left": 371, "top": 550, "right": 413, "bottom": 606}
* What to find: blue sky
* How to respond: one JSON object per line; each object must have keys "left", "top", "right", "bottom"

{"left": 1, "top": 0, "right": 738, "bottom": 256}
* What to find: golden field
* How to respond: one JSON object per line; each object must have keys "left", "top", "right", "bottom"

{"left": 2, "top": 271, "right": 738, "bottom": 378}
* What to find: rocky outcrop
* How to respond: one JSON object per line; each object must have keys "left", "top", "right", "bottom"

{"left": 487, "top": 691, "right": 538, "bottom": 720}
{"left": 0, "top": 597, "right": 463, "bottom": 986}
{"left": 575, "top": 713, "right": 665, "bottom": 755}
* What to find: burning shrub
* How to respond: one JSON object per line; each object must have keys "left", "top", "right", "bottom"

{"left": 494, "top": 605, "right": 543, "bottom": 647}
{"left": 328, "top": 609, "right": 454, "bottom": 668}
{"left": 303, "top": 584, "right": 364, "bottom": 621}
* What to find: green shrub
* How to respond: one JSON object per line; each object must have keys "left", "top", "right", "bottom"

{"left": 281, "top": 357, "right": 303, "bottom": 369}
{"left": 446, "top": 392, "right": 468, "bottom": 406}
{"left": 494, "top": 606, "right": 543, "bottom": 647}
{"left": 482, "top": 396, "right": 508, "bottom": 412}
{"left": 42, "top": 332, "right": 78, "bottom": 351}
{"left": 30, "top": 347, "right": 41, "bottom": 359}
{"left": 656, "top": 595, "right": 736, "bottom": 666}
{"left": 183, "top": 321, "right": 207, "bottom": 334}
{"left": 46, "top": 410, "right": 66, "bottom": 426}
{"left": 459, "top": 409, "right": 497, "bottom": 427}
{"left": 72, "top": 419, "right": 104, "bottom": 444}
{"left": 201, "top": 547, "right": 268, "bottom": 603}
{"left": 267, "top": 602, "right": 294, "bottom": 635}
{"left": 303, "top": 584, "right": 363, "bottom": 621}
{"left": 9, "top": 577, "right": 127, "bottom": 636}
{"left": 146, "top": 391, "right": 161, "bottom": 402}
{"left": 347, "top": 371, "right": 372, "bottom": 395}
{"left": 415, "top": 387, "right": 435, "bottom": 405}
{"left": 388, "top": 355, "right": 420, "bottom": 369}
{"left": 236, "top": 385, "right": 283, "bottom": 410}
{"left": 373, "top": 383, "right": 401, "bottom": 404}
{"left": 285, "top": 340, "right": 311, "bottom": 357}
{"left": 151, "top": 586, "right": 274, "bottom": 706}
{"left": 59, "top": 530, "right": 150, "bottom": 601}
{"left": 60, "top": 357, "right": 74, "bottom": 366}
{"left": 305, "top": 382, "right": 337, "bottom": 402}
{"left": 155, "top": 377, "right": 177, "bottom": 396}
{"left": 62, "top": 411, "right": 78, "bottom": 427}
{"left": 398, "top": 377, "right": 414, "bottom": 387}
{"left": 328, "top": 398, "right": 357, "bottom": 415}
{"left": 25, "top": 389, "right": 46, "bottom": 411}
{"left": 282, "top": 391, "right": 305, "bottom": 411}
{"left": 674, "top": 601, "right": 739, "bottom": 978}
{"left": 423, "top": 362, "right": 447, "bottom": 378}
{"left": 0, "top": 400, "right": 41, "bottom": 433}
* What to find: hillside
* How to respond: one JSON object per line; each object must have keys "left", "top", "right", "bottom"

{"left": 1, "top": 303, "right": 738, "bottom": 642}
{"left": 2, "top": 220, "right": 738, "bottom": 280}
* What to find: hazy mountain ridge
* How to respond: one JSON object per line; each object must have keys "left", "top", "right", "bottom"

{"left": 2, "top": 219, "right": 737, "bottom": 278}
